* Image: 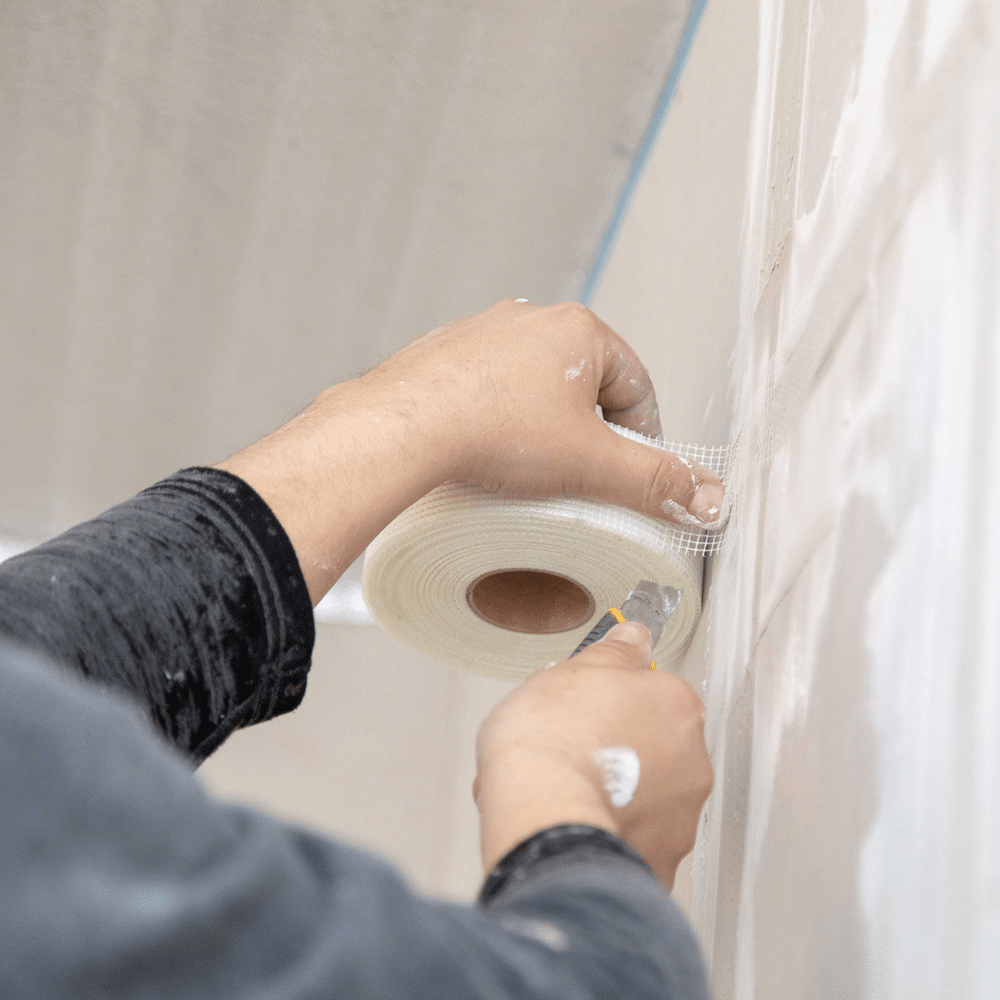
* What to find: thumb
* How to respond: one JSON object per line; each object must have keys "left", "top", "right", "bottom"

{"left": 575, "top": 422, "right": 725, "bottom": 527}
{"left": 571, "top": 620, "right": 653, "bottom": 670}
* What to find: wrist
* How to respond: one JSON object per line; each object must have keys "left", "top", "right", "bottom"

{"left": 478, "top": 824, "right": 652, "bottom": 905}
{"left": 348, "top": 365, "right": 462, "bottom": 484}
{"left": 475, "top": 749, "right": 621, "bottom": 873}
{"left": 215, "top": 372, "right": 456, "bottom": 604}
{"left": 358, "top": 354, "right": 475, "bottom": 484}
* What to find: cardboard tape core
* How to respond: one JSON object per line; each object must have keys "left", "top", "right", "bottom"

{"left": 466, "top": 569, "right": 596, "bottom": 634}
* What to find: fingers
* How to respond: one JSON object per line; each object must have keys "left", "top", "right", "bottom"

{"left": 587, "top": 323, "right": 725, "bottom": 526}
{"left": 562, "top": 624, "right": 709, "bottom": 730}
{"left": 572, "top": 420, "right": 726, "bottom": 527}
{"left": 598, "top": 331, "right": 663, "bottom": 439}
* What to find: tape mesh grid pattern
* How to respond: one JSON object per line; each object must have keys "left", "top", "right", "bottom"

{"left": 609, "top": 425, "right": 731, "bottom": 556}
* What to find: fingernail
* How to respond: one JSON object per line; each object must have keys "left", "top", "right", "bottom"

{"left": 604, "top": 620, "right": 652, "bottom": 654}
{"left": 689, "top": 481, "right": 725, "bottom": 525}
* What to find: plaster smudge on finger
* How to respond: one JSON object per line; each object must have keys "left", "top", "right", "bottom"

{"left": 592, "top": 746, "right": 640, "bottom": 808}
{"left": 660, "top": 497, "right": 704, "bottom": 527}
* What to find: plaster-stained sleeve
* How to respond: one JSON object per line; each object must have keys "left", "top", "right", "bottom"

{"left": 0, "top": 468, "right": 315, "bottom": 762}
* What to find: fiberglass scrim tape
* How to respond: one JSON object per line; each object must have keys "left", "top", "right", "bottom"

{"left": 362, "top": 425, "right": 725, "bottom": 682}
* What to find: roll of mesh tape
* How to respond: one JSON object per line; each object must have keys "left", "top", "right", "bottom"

{"left": 362, "top": 425, "right": 720, "bottom": 682}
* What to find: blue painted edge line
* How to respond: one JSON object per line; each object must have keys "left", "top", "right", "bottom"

{"left": 580, "top": 0, "right": 710, "bottom": 306}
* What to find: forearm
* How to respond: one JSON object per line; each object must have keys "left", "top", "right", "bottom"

{"left": 1, "top": 640, "right": 709, "bottom": 1000}
{"left": 212, "top": 301, "right": 726, "bottom": 608}
{"left": 215, "top": 370, "right": 453, "bottom": 605}
{"left": 0, "top": 469, "right": 314, "bottom": 761}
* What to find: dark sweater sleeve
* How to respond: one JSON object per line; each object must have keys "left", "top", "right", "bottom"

{"left": 0, "top": 468, "right": 315, "bottom": 761}
{"left": 0, "top": 639, "right": 711, "bottom": 1000}
{"left": 0, "top": 468, "right": 711, "bottom": 998}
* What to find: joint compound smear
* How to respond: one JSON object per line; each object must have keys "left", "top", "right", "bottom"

{"left": 591, "top": 747, "right": 640, "bottom": 808}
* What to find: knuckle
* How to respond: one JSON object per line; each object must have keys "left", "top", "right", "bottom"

{"left": 551, "top": 300, "right": 597, "bottom": 328}
{"left": 677, "top": 818, "right": 701, "bottom": 857}
{"left": 699, "top": 755, "right": 716, "bottom": 797}
{"left": 655, "top": 674, "right": 708, "bottom": 728}
{"left": 676, "top": 676, "right": 708, "bottom": 718}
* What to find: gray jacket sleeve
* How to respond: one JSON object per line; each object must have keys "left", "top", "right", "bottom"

{"left": 0, "top": 470, "right": 711, "bottom": 999}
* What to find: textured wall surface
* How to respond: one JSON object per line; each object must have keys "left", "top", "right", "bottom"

{"left": 596, "top": 0, "right": 1000, "bottom": 996}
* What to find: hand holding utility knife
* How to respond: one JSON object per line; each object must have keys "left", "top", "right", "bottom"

{"left": 569, "top": 580, "right": 682, "bottom": 668}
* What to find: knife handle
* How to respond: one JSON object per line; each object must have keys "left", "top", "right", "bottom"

{"left": 570, "top": 609, "right": 656, "bottom": 669}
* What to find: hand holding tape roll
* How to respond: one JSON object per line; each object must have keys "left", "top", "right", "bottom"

{"left": 220, "top": 298, "right": 724, "bottom": 615}
{"left": 363, "top": 424, "right": 725, "bottom": 682}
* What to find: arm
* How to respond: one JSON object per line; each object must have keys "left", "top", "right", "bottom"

{"left": 1, "top": 636, "right": 710, "bottom": 1000}
{"left": 1, "top": 299, "right": 718, "bottom": 997}
{"left": 0, "top": 468, "right": 314, "bottom": 761}
{"left": 213, "top": 298, "right": 719, "bottom": 886}
{"left": 0, "top": 300, "right": 721, "bottom": 766}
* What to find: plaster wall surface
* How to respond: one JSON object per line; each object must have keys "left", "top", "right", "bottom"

{"left": 595, "top": 0, "right": 1000, "bottom": 996}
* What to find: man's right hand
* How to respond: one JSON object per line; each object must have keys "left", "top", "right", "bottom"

{"left": 474, "top": 621, "right": 714, "bottom": 889}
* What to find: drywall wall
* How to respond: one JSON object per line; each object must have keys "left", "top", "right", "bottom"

{"left": 593, "top": 0, "right": 1000, "bottom": 997}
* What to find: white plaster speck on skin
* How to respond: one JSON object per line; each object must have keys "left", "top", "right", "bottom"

{"left": 565, "top": 358, "right": 587, "bottom": 380}
{"left": 660, "top": 498, "right": 704, "bottom": 527}
{"left": 592, "top": 746, "right": 640, "bottom": 808}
